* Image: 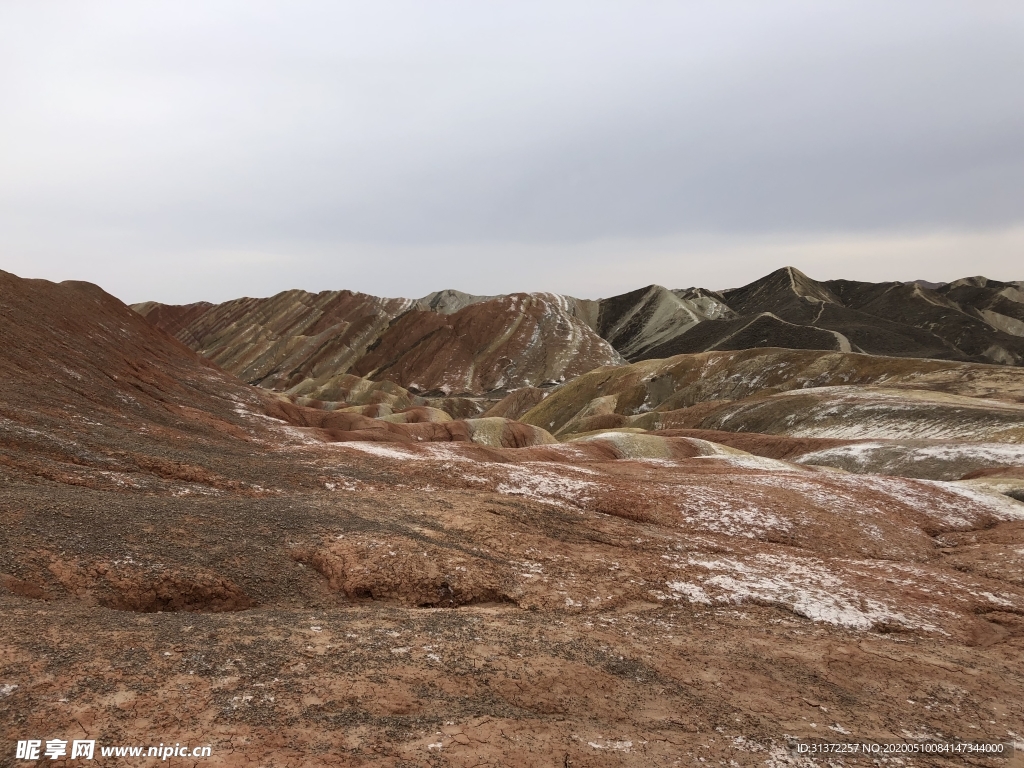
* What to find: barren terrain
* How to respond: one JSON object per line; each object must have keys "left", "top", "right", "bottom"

{"left": 3, "top": 269, "right": 1024, "bottom": 767}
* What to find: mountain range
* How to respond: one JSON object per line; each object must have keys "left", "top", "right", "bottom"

{"left": 134, "top": 267, "right": 1024, "bottom": 401}
{"left": 3, "top": 265, "right": 1024, "bottom": 763}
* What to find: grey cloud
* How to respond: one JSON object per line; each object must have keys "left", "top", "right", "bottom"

{"left": 0, "top": 1, "right": 1022, "bottom": 301}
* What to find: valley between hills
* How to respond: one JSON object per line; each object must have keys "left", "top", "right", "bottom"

{"left": 2, "top": 266, "right": 1024, "bottom": 766}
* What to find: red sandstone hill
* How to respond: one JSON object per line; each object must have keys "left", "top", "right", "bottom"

{"left": 349, "top": 293, "right": 622, "bottom": 394}
{"left": 0, "top": 270, "right": 281, "bottom": 491}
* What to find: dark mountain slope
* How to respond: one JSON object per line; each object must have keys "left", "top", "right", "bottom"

{"left": 631, "top": 267, "right": 1024, "bottom": 365}
{"left": 939, "top": 277, "right": 1024, "bottom": 337}
{"left": 810, "top": 302, "right": 967, "bottom": 360}
{"left": 595, "top": 284, "right": 726, "bottom": 360}
{"left": 826, "top": 279, "right": 1024, "bottom": 365}
{"left": 643, "top": 312, "right": 850, "bottom": 358}
{"left": 720, "top": 265, "right": 843, "bottom": 322}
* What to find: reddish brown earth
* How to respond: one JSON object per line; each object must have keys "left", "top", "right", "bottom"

{"left": 4, "top": 270, "right": 1024, "bottom": 767}
{"left": 349, "top": 294, "right": 622, "bottom": 394}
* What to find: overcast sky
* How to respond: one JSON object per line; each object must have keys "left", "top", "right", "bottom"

{"left": 1, "top": 1, "right": 1022, "bottom": 304}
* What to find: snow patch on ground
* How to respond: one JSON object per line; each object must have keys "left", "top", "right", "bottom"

{"left": 795, "top": 441, "right": 886, "bottom": 468}
{"left": 420, "top": 443, "right": 476, "bottom": 462}
{"left": 796, "top": 441, "right": 1024, "bottom": 478}
{"left": 699, "top": 454, "right": 802, "bottom": 473}
{"left": 587, "top": 739, "right": 633, "bottom": 752}
{"left": 680, "top": 502, "right": 791, "bottom": 539}
{"left": 277, "top": 426, "right": 329, "bottom": 446}
{"left": 339, "top": 442, "right": 426, "bottom": 461}
{"left": 666, "top": 581, "right": 711, "bottom": 604}
{"left": 494, "top": 463, "right": 599, "bottom": 507}
{"left": 929, "top": 481, "right": 1024, "bottom": 521}
{"left": 666, "top": 554, "right": 942, "bottom": 632}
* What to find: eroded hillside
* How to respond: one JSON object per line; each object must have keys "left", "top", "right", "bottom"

{"left": 2, "top": 269, "right": 1023, "bottom": 766}
{"left": 134, "top": 268, "right": 1024, "bottom": 405}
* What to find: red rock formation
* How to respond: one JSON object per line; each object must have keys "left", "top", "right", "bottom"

{"left": 350, "top": 293, "right": 622, "bottom": 393}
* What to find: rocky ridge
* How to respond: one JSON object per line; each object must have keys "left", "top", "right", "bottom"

{"left": 134, "top": 268, "right": 1024, "bottom": 405}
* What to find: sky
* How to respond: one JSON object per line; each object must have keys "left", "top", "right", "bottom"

{"left": 1, "top": 1, "right": 1022, "bottom": 304}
